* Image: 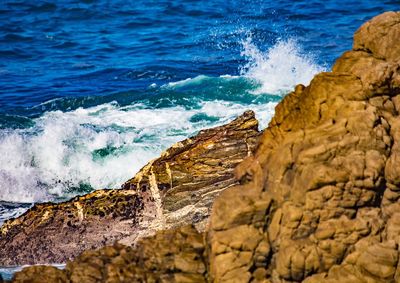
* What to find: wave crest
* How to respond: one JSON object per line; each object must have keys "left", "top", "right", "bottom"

{"left": 240, "top": 37, "right": 325, "bottom": 94}
{"left": 0, "top": 100, "right": 276, "bottom": 203}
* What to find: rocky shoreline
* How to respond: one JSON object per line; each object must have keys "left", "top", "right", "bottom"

{"left": 0, "top": 110, "right": 259, "bottom": 266}
{"left": 2, "top": 11, "right": 400, "bottom": 282}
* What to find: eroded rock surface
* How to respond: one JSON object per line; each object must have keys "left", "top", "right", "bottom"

{"left": 122, "top": 109, "right": 259, "bottom": 233}
{"left": 11, "top": 226, "right": 206, "bottom": 283}
{"left": 0, "top": 110, "right": 259, "bottom": 266}
{"left": 9, "top": 11, "right": 400, "bottom": 283}
{"left": 208, "top": 11, "right": 400, "bottom": 282}
{"left": 64, "top": 225, "right": 206, "bottom": 283}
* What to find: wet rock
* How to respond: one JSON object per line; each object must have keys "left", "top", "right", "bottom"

{"left": 122, "top": 109, "right": 260, "bottom": 233}
{"left": 0, "top": 189, "right": 142, "bottom": 266}
{"left": 0, "top": 111, "right": 259, "bottom": 266}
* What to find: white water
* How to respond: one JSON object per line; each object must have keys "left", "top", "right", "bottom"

{"left": 240, "top": 37, "right": 325, "bottom": 94}
{"left": 0, "top": 39, "right": 324, "bottom": 204}
{"left": 0, "top": 101, "right": 276, "bottom": 203}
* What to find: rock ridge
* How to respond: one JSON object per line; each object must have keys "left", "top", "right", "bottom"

{"left": 0, "top": 110, "right": 260, "bottom": 266}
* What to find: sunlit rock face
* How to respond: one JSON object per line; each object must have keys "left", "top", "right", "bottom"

{"left": 208, "top": 11, "right": 400, "bottom": 282}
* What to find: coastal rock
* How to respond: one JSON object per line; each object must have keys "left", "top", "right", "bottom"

{"left": 121, "top": 109, "right": 259, "bottom": 232}
{"left": 207, "top": 11, "right": 400, "bottom": 282}
{"left": 12, "top": 266, "right": 67, "bottom": 283}
{"left": 0, "top": 111, "right": 259, "bottom": 266}
{"left": 65, "top": 225, "right": 206, "bottom": 283}
{"left": 12, "top": 226, "right": 206, "bottom": 283}
{"left": 9, "top": 11, "right": 400, "bottom": 283}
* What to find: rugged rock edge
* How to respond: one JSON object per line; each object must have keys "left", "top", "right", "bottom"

{"left": 0, "top": 110, "right": 259, "bottom": 266}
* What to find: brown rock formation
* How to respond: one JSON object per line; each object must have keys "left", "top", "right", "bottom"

{"left": 121, "top": 109, "right": 259, "bottom": 232}
{"left": 9, "top": 11, "right": 400, "bottom": 283}
{"left": 0, "top": 110, "right": 259, "bottom": 266}
{"left": 65, "top": 225, "right": 206, "bottom": 283}
{"left": 11, "top": 226, "right": 206, "bottom": 283}
{"left": 208, "top": 11, "right": 400, "bottom": 282}
{"left": 12, "top": 266, "right": 67, "bottom": 283}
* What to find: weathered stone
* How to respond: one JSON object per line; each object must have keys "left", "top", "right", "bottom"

{"left": 122, "top": 109, "right": 260, "bottom": 233}
{"left": 356, "top": 242, "right": 398, "bottom": 279}
{"left": 353, "top": 11, "right": 400, "bottom": 61}
{"left": 12, "top": 266, "right": 67, "bottom": 283}
{"left": 207, "top": 11, "right": 400, "bottom": 283}
{"left": 10, "top": 226, "right": 206, "bottom": 283}
{"left": 0, "top": 111, "right": 260, "bottom": 266}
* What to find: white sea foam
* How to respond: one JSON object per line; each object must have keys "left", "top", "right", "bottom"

{"left": 165, "top": 75, "right": 222, "bottom": 88}
{"left": 240, "top": 37, "right": 325, "bottom": 94}
{"left": 0, "top": 38, "right": 323, "bottom": 206}
{"left": 0, "top": 101, "right": 275, "bottom": 203}
{"left": 166, "top": 37, "right": 325, "bottom": 95}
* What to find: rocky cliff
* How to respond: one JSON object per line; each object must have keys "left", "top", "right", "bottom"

{"left": 8, "top": 11, "right": 400, "bottom": 283}
{"left": 0, "top": 110, "right": 259, "bottom": 266}
{"left": 209, "top": 11, "right": 400, "bottom": 282}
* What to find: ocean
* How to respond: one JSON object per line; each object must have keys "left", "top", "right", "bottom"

{"left": 0, "top": 0, "right": 398, "bottom": 245}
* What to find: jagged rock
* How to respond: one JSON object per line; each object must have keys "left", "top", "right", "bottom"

{"left": 66, "top": 225, "right": 206, "bottom": 283}
{"left": 12, "top": 226, "right": 206, "bottom": 283}
{"left": 9, "top": 11, "right": 400, "bottom": 283}
{"left": 12, "top": 266, "right": 67, "bottom": 283}
{"left": 121, "top": 109, "right": 259, "bottom": 233}
{"left": 207, "top": 11, "right": 400, "bottom": 282}
{"left": 0, "top": 111, "right": 259, "bottom": 266}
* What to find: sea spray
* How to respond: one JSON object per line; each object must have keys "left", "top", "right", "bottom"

{"left": 0, "top": 37, "right": 324, "bottom": 206}
{"left": 0, "top": 100, "right": 276, "bottom": 203}
{"left": 240, "top": 37, "right": 326, "bottom": 94}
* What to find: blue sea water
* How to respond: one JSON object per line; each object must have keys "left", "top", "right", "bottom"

{"left": 0, "top": 0, "right": 399, "bottom": 246}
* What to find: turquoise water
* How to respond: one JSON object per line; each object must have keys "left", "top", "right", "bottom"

{"left": 0, "top": 1, "right": 399, "bottom": 225}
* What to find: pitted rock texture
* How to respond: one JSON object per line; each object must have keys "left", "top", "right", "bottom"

{"left": 208, "top": 11, "right": 400, "bottom": 282}
{"left": 12, "top": 266, "right": 68, "bottom": 283}
{"left": 12, "top": 226, "right": 206, "bottom": 283}
{"left": 8, "top": 11, "right": 400, "bottom": 283}
{"left": 0, "top": 110, "right": 259, "bottom": 266}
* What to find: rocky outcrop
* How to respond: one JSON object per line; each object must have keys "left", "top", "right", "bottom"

{"left": 207, "top": 11, "right": 400, "bottom": 282}
{"left": 121, "top": 109, "right": 259, "bottom": 232}
{"left": 12, "top": 226, "right": 206, "bottom": 283}
{"left": 0, "top": 111, "right": 259, "bottom": 266}
{"left": 12, "top": 266, "right": 67, "bottom": 283}
{"left": 9, "top": 11, "right": 400, "bottom": 283}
